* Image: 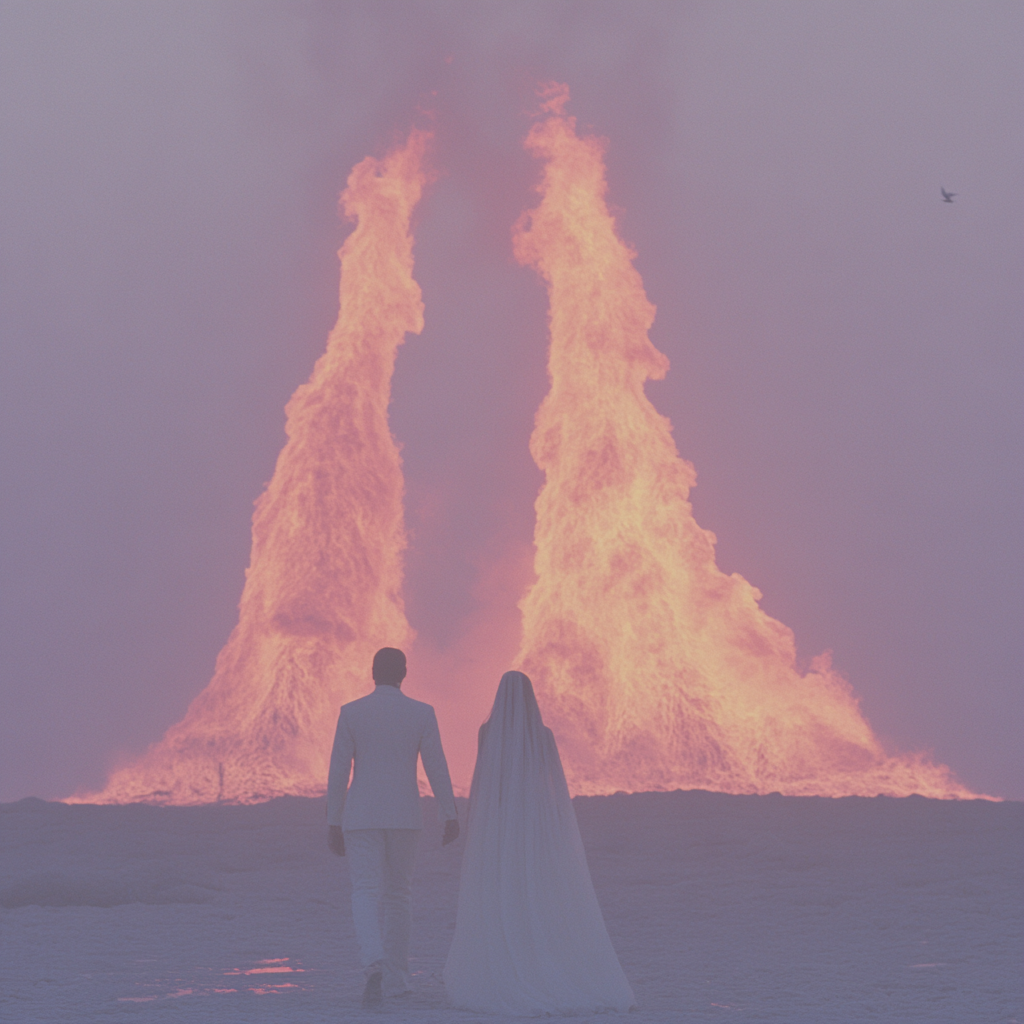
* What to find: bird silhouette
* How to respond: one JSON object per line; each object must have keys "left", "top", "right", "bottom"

{"left": 941, "top": 187, "right": 956, "bottom": 203}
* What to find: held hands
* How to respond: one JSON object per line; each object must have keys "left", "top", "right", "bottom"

{"left": 328, "top": 825, "right": 345, "bottom": 857}
{"left": 331, "top": 821, "right": 455, "bottom": 852}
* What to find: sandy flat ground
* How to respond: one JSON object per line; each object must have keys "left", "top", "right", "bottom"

{"left": 1, "top": 791, "right": 1020, "bottom": 1023}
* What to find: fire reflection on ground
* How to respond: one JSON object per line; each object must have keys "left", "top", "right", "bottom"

{"left": 116, "top": 956, "right": 309, "bottom": 1001}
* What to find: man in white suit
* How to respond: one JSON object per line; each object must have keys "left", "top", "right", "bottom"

{"left": 327, "top": 647, "right": 459, "bottom": 1008}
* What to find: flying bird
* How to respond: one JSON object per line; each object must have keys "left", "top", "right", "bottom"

{"left": 941, "top": 187, "right": 956, "bottom": 203}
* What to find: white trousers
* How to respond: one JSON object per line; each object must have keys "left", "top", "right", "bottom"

{"left": 344, "top": 828, "right": 420, "bottom": 993}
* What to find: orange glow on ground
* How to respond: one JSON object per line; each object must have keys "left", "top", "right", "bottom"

{"left": 73, "top": 131, "right": 431, "bottom": 805}
{"left": 512, "top": 84, "right": 977, "bottom": 799}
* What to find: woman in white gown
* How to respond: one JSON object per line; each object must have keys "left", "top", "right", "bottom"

{"left": 444, "top": 671, "right": 636, "bottom": 1015}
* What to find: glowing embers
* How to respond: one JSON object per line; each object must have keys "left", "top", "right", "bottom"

{"left": 80, "top": 130, "right": 431, "bottom": 805}
{"left": 513, "top": 84, "right": 972, "bottom": 799}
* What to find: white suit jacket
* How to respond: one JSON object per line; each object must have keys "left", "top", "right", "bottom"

{"left": 326, "top": 685, "right": 457, "bottom": 830}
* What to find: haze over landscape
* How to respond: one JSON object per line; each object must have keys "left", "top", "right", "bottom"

{"left": 1, "top": 1, "right": 1021, "bottom": 802}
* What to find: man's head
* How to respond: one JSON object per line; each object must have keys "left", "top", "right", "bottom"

{"left": 372, "top": 647, "right": 407, "bottom": 688}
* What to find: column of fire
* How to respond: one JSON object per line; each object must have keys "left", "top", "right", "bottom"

{"left": 81, "top": 131, "right": 431, "bottom": 805}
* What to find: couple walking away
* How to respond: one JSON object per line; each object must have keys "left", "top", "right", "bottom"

{"left": 327, "top": 647, "right": 636, "bottom": 1014}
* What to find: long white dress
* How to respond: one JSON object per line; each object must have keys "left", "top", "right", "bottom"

{"left": 444, "top": 672, "right": 636, "bottom": 1015}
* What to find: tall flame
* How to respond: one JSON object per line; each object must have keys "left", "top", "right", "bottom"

{"left": 513, "top": 85, "right": 974, "bottom": 799}
{"left": 78, "top": 131, "right": 431, "bottom": 805}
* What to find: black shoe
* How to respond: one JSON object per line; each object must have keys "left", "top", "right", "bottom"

{"left": 361, "top": 971, "right": 383, "bottom": 1009}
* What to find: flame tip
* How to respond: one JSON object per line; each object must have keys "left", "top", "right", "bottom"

{"left": 535, "top": 80, "right": 571, "bottom": 117}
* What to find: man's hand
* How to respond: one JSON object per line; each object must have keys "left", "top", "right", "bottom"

{"left": 328, "top": 825, "right": 345, "bottom": 857}
{"left": 442, "top": 818, "right": 460, "bottom": 846}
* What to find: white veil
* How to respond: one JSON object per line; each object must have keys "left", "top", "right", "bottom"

{"left": 444, "top": 671, "right": 636, "bottom": 1014}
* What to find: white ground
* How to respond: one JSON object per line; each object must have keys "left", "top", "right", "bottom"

{"left": 1, "top": 792, "right": 1020, "bottom": 1023}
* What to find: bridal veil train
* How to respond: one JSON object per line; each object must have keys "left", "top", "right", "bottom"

{"left": 444, "top": 671, "right": 636, "bottom": 1014}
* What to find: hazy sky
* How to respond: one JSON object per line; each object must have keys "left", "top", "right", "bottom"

{"left": 2, "top": 0, "right": 1021, "bottom": 801}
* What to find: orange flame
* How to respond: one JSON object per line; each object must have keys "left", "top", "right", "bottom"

{"left": 513, "top": 87, "right": 976, "bottom": 799}
{"left": 75, "top": 131, "right": 431, "bottom": 804}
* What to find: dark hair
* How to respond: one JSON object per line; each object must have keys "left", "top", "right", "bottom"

{"left": 372, "top": 647, "right": 407, "bottom": 686}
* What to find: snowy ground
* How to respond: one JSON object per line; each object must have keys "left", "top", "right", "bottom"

{"left": 1, "top": 791, "right": 1020, "bottom": 1023}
